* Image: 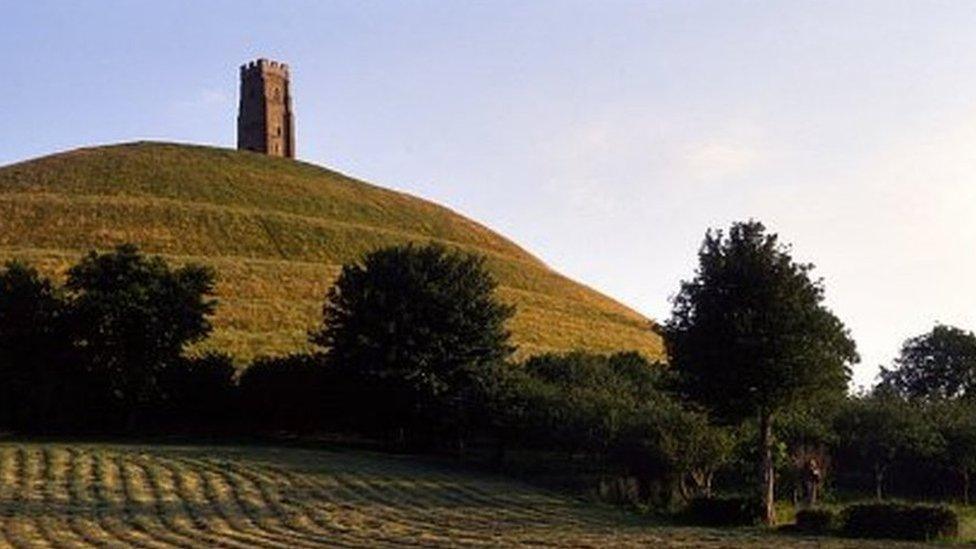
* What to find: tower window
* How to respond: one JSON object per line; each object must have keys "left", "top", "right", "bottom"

{"left": 277, "top": 126, "right": 282, "bottom": 136}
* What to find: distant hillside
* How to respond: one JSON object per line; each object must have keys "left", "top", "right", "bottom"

{"left": 0, "top": 142, "right": 662, "bottom": 361}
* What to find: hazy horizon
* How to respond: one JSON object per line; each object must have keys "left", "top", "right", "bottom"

{"left": 4, "top": 1, "right": 976, "bottom": 387}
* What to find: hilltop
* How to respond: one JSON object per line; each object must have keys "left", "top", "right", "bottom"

{"left": 0, "top": 142, "right": 661, "bottom": 361}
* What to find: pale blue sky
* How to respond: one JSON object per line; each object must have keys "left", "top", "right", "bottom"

{"left": 4, "top": 1, "right": 976, "bottom": 387}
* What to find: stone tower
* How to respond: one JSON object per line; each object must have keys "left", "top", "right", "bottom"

{"left": 237, "top": 58, "right": 295, "bottom": 158}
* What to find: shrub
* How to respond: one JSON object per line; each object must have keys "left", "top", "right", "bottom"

{"left": 158, "top": 353, "right": 237, "bottom": 426}
{"left": 795, "top": 508, "right": 837, "bottom": 534}
{"left": 841, "top": 502, "right": 958, "bottom": 541}
{"left": 238, "top": 354, "right": 325, "bottom": 431}
{"left": 683, "top": 496, "right": 762, "bottom": 526}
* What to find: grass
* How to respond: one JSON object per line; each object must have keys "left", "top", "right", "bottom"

{"left": 0, "top": 142, "right": 662, "bottom": 363}
{"left": 0, "top": 442, "right": 932, "bottom": 548}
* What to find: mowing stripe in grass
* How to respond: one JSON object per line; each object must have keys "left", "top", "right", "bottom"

{"left": 149, "top": 455, "right": 293, "bottom": 549}
{"left": 174, "top": 456, "right": 330, "bottom": 548}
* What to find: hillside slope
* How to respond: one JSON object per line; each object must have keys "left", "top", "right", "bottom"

{"left": 0, "top": 142, "right": 661, "bottom": 361}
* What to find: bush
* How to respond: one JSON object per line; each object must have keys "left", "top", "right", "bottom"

{"left": 841, "top": 502, "right": 958, "bottom": 541}
{"left": 795, "top": 508, "right": 837, "bottom": 533}
{"left": 683, "top": 496, "right": 762, "bottom": 526}
{"left": 238, "top": 354, "right": 325, "bottom": 431}
{"left": 157, "top": 353, "right": 237, "bottom": 426}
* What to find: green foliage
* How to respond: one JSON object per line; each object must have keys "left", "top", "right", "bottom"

{"left": 665, "top": 220, "right": 857, "bottom": 523}
{"left": 312, "top": 243, "right": 514, "bottom": 443}
{"left": 834, "top": 393, "right": 942, "bottom": 499}
{"left": 666, "top": 220, "right": 857, "bottom": 421}
{"left": 66, "top": 244, "right": 216, "bottom": 421}
{"left": 879, "top": 324, "right": 976, "bottom": 400}
{"left": 683, "top": 496, "right": 762, "bottom": 526}
{"left": 795, "top": 508, "right": 837, "bottom": 533}
{"left": 0, "top": 142, "right": 662, "bottom": 362}
{"left": 927, "top": 399, "right": 976, "bottom": 503}
{"left": 841, "top": 502, "right": 958, "bottom": 541}
{"left": 480, "top": 352, "right": 731, "bottom": 505}
{"left": 519, "top": 352, "right": 663, "bottom": 453}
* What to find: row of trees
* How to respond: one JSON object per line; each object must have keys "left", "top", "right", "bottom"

{"left": 3, "top": 223, "right": 975, "bottom": 528}
{"left": 0, "top": 245, "right": 220, "bottom": 431}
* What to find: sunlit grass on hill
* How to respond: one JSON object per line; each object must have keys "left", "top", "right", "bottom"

{"left": 0, "top": 142, "right": 661, "bottom": 362}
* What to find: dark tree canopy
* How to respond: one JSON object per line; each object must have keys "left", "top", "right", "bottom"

{"left": 312, "top": 243, "right": 515, "bottom": 439}
{"left": 927, "top": 399, "right": 976, "bottom": 504}
{"left": 0, "top": 262, "right": 76, "bottom": 429}
{"left": 67, "top": 244, "right": 216, "bottom": 416}
{"left": 666, "top": 221, "right": 857, "bottom": 420}
{"left": 835, "top": 393, "right": 942, "bottom": 500}
{"left": 0, "top": 262, "right": 68, "bottom": 367}
{"left": 665, "top": 220, "right": 858, "bottom": 524}
{"left": 879, "top": 325, "right": 976, "bottom": 400}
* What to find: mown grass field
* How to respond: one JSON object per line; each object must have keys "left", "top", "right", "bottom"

{"left": 0, "top": 142, "right": 661, "bottom": 363}
{"left": 0, "top": 442, "right": 933, "bottom": 548}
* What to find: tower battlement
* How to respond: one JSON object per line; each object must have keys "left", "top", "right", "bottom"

{"left": 237, "top": 58, "right": 295, "bottom": 158}
{"left": 240, "top": 58, "right": 290, "bottom": 77}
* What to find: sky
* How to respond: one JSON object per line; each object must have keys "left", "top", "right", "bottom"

{"left": 3, "top": 1, "right": 976, "bottom": 387}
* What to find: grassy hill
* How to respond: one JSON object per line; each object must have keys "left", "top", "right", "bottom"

{"left": 0, "top": 142, "right": 662, "bottom": 362}
{"left": 0, "top": 442, "right": 910, "bottom": 547}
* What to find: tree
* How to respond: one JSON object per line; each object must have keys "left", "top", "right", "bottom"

{"left": 665, "top": 221, "right": 858, "bottom": 524}
{"left": 0, "top": 262, "right": 76, "bottom": 430}
{"left": 776, "top": 404, "right": 839, "bottom": 506}
{"left": 834, "top": 393, "right": 941, "bottom": 500}
{"left": 670, "top": 411, "right": 734, "bottom": 501}
{"left": 879, "top": 325, "right": 976, "bottom": 400}
{"left": 928, "top": 399, "right": 976, "bottom": 504}
{"left": 312, "top": 243, "right": 514, "bottom": 445}
{"left": 66, "top": 244, "right": 216, "bottom": 428}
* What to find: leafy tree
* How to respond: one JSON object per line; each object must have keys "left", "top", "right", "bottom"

{"left": 928, "top": 399, "right": 976, "bottom": 504}
{"left": 66, "top": 244, "right": 216, "bottom": 428}
{"left": 834, "top": 393, "right": 942, "bottom": 500}
{"left": 476, "top": 360, "right": 563, "bottom": 467}
{"left": 513, "top": 353, "right": 673, "bottom": 455}
{"left": 879, "top": 325, "right": 976, "bottom": 400}
{"left": 776, "top": 404, "right": 839, "bottom": 504}
{"left": 0, "top": 262, "right": 76, "bottom": 429}
{"left": 312, "top": 243, "right": 515, "bottom": 445}
{"left": 665, "top": 221, "right": 858, "bottom": 524}
{"left": 658, "top": 407, "right": 734, "bottom": 501}
{"left": 484, "top": 351, "right": 728, "bottom": 505}
{"left": 774, "top": 402, "right": 846, "bottom": 504}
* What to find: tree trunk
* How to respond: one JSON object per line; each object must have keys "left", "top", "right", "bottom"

{"left": 759, "top": 412, "right": 775, "bottom": 525}
{"left": 679, "top": 474, "right": 692, "bottom": 502}
{"left": 963, "top": 469, "right": 970, "bottom": 506}
{"left": 874, "top": 464, "right": 884, "bottom": 500}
